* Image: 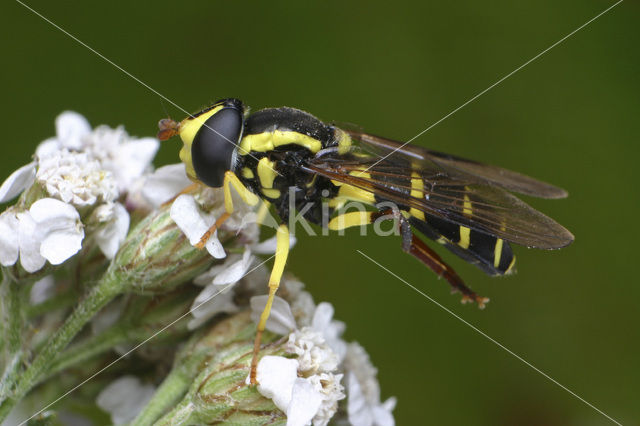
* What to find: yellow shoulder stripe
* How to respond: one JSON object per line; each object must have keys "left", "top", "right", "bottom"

{"left": 239, "top": 130, "right": 323, "bottom": 155}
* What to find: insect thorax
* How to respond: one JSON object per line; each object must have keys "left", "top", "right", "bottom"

{"left": 233, "top": 107, "right": 345, "bottom": 223}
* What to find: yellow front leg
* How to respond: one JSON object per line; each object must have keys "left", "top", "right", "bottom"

{"left": 223, "top": 170, "right": 260, "bottom": 213}
{"left": 249, "top": 224, "right": 290, "bottom": 384}
{"left": 196, "top": 171, "right": 260, "bottom": 248}
{"left": 255, "top": 200, "right": 272, "bottom": 226}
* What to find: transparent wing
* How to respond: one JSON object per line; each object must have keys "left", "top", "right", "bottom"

{"left": 344, "top": 130, "right": 568, "bottom": 199}
{"left": 305, "top": 133, "right": 574, "bottom": 249}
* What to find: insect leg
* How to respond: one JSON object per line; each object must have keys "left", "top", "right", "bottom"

{"left": 406, "top": 231, "right": 489, "bottom": 308}
{"left": 255, "top": 200, "right": 272, "bottom": 226}
{"left": 196, "top": 171, "right": 259, "bottom": 248}
{"left": 371, "top": 209, "right": 489, "bottom": 308}
{"left": 328, "top": 208, "right": 488, "bottom": 307}
{"left": 161, "top": 182, "right": 200, "bottom": 207}
{"left": 222, "top": 171, "right": 260, "bottom": 212}
{"left": 250, "top": 224, "right": 290, "bottom": 384}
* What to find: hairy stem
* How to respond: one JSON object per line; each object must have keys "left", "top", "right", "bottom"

{"left": 0, "top": 270, "right": 123, "bottom": 422}
{"left": 0, "top": 272, "right": 25, "bottom": 403}
{"left": 45, "top": 324, "right": 145, "bottom": 380}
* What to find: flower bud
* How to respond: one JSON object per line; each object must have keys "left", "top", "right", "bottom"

{"left": 152, "top": 311, "right": 287, "bottom": 425}
{"left": 108, "top": 205, "right": 218, "bottom": 294}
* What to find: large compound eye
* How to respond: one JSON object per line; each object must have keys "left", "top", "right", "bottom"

{"left": 191, "top": 106, "right": 243, "bottom": 187}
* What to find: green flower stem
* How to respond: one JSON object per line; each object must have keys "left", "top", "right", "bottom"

{"left": 0, "top": 272, "right": 25, "bottom": 402}
{"left": 130, "top": 334, "right": 204, "bottom": 426}
{"left": 26, "top": 287, "right": 78, "bottom": 320}
{"left": 0, "top": 272, "right": 22, "bottom": 357}
{"left": 0, "top": 270, "right": 124, "bottom": 422}
{"left": 45, "top": 324, "right": 147, "bottom": 380}
{"left": 45, "top": 292, "right": 194, "bottom": 382}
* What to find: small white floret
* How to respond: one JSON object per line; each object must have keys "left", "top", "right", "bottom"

{"left": 0, "top": 210, "right": 20, "bottom": 267}
{"left": 187, "top": 283, "right": 239, "bottom": 330}
{"left": 308, "top": 372, "right": 345, "bottom": 426}
{"left": 36, "top": 150, "right": 118, "bottom": 207}
{"left": 85, "top": 125, "right": 159, "bottom": 192}
{"left": 286, "top": 327, "right": 338, "bottom": 374}
{"left": 16, "top": 211, "right": 45, "bottom": 273}
{"left": 54, "top": 111, "right": 92, "bottom": 151}
{"left": 0, "top": 162, "right": 36, "bottom": 203}
{"left": 254, "top": 356, "right": 299, "bottom": 412}
{"left": 170, "top": 194, "right": 225, "bottom": 258}
{"left": 29, "top": 198, "right": 84, "bottom": 265}
{"left": 344, "top": 343, "right": 396, "bottom": 426}
{"left": 286, "top": 377, "right": 323, "bottom": 426}
{"left": 311, "top": 303, "right": 347, "bottom": 362}
{"left": 140, "top": 163, "right": 192, "bottom": 207}
{"left": 252, "top": 234, "right": 297, "bottom": 254}
{"left": 94, "top": 202, "right": 130, "bottom": 259}
{"left": 96, "top": 376, "right": 156, "bottom": 425}
{"left": 251, "top": 295, "right": 297, "bottom": 335}
{"left": 213, "top": 249, "right": 254, "bottom": 285}
{"left": 29, "top": 275, "right": 56, "bottom": 305}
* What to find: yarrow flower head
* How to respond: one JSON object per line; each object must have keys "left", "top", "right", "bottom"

{"left": 244, "top": 281, "right": 395, "bottom": 426}
{"left": 0, "top": 111, "right": 158, "bottom": 273}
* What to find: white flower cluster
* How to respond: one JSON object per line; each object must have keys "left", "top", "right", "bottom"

{"left": 185, "top": 251, "right": 396, "bottom": 426}
{"left": 0, "top": 112, "right": 159, "bottom": 272}
{"left": 252, "top": 292, "right": 395, "bottom": 426}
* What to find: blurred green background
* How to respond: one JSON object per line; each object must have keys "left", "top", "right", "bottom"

{"left": 1, "top": 0, "right": 638, "bottom": 424}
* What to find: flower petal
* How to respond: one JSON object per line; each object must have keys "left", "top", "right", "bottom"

{"left": 0, "top": 162, "right": 36, "bottom": 203}
{"left": 113, "top": 137, "right": 159, "bottom": 190}
{"left": 96, "top": 376, "right": 155, "bottom": 425}
{"left": 255, "top": 355, "right": 299, "bottom": 412}
{"left": 312, "top": 303, "right": 347, "bottom": 362}
{"left": 170, "top": 194, "right": 225, "bottom": 258}
{"left": 35, "top": 138, "right": 61, "bottom": 159}
{"left": 30, "top": 198, "right": 84, "bottom": 265}
{"left": 30, "top": 197, "right": 80, "bottom": 223}
{"left": 193, "top": 254, "right": 241, "bottom": 286}
{"left": 0, "top": 211, "right": 19, "bottom": 266}
{"left": 286, "top": 378, "right": 323, "bottom": 426}
{"left": 29, "top": 275, "right": 56, "bottom": 305}
{"left": 372, "top": 397, "right": 397, "bottom": 426}
{"left": 141, "top": 163, "right": 191, "bottom": 207}
{"left": 250, "top": 295, "right": 297, "bottom": 335}
{"left": 17, "top": 212, "right": 45, "bottom": 273}
{"left": 95, "top": 203, "right": 130, "bottom": 259}
{"left": 56, "top": 111, "right": 91, "bottom": 150}
{"left": 347, "top": 371, "right": 373, "bottom": 426}
{"left": 40, "top": 228, "right": 84, "bottom": 265}
{"left": 187, "top": 283, "right": 239, "bottom": 330}
{"left": 252, "top": 234, "right": 297, "bottom": 254}
{"left": 213, "top": 249, "right": 254, "bottom": 285}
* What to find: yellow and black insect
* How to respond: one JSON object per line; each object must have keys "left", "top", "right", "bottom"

{"left": 158, "top": 98, "right": 574, "bottom": 383}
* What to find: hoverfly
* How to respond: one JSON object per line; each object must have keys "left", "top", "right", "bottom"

{"left": 158, "top": 98, "right": 574, "bottom": 383}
